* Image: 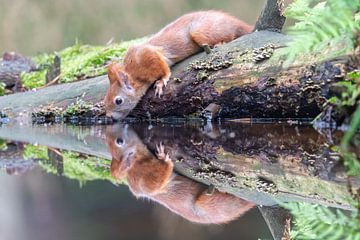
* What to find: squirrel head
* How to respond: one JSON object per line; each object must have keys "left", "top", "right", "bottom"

{"left": 104, "top": 63, "right": 139, "bottom": 120}
{"left": 106, "top": 124, "right": 139, "bottom": 180}
{"left": 106, "top": 124, "right": 173, "bottom": 196}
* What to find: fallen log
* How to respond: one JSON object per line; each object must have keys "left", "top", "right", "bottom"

{"left": 0, "top": 30, "right": 355, "bottom": 121}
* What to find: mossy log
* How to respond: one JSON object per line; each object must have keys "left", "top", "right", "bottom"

{"left": 0, "top": 122, "right": 357, "bottom": 210}
{"left": 0, "top": 30, "right": 356, "bottom": 120}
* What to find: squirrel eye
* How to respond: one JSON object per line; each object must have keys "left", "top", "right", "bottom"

{"left": 114, "top": 96, "right": 123, "bottom": 105}
{"left": 115, "top": 138, "right": 125, "bottom": 146}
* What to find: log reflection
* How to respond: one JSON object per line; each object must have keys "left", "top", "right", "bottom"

{"left": 106, "top": 124, "right": 255, "bottom": 224}
{"left": 108, "top": 122, "right": 357, "bottom": 210}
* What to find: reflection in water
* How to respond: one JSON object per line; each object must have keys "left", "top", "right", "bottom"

{"left": 0, "top": 122, "right": 359, "bottom": 239}
{"left": 106, "top": 124, "right": 254, "bottom": 224}
{"left": 0, "top": 142, "right": 34, "bottom": 175}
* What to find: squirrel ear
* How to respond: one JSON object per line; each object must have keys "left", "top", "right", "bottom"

{"left": 110, "top": 157, "right": 127, "bottom": 180}
{"left": 124, "top": 151, "right": 135, "bottom": 169}
{"left": 107, "top": 63, "right": 133, "bottom": 90}
{"left": 110, "top": 157, "right": 120, "bottom": 179}
{"left": 117, "top": 71, "right": 134, "bottom": 91}
{"left": 107, "top": 63, "right": 122, "bottom": 85}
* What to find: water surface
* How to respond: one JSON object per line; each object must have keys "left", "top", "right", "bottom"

{"left": 0, "top": 122, "right": 357, "bottom": 240}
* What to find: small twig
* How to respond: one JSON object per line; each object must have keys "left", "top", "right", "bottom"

{"left": 106, "top": 37, "right": 115, "bottom": 45}
{"left": 37, "top": 75, "right": 61, "bottom": 89}
{"left": 47, "top": 146, "right": 63, "bottom": 156}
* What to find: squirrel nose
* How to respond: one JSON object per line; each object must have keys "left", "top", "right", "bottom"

{"left": 110, "top": 112, "right": 123, "bottom": 121}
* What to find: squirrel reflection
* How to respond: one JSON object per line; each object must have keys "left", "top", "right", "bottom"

{"left": 106, "top": 125, "right": 254, "bottom": 224}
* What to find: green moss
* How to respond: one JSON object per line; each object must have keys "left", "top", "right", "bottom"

{"left": 0, "top": 82, "right": 6, "bottom": 96}
{"left": 23, "top": 144, "right": 123, "bottom": 185}
{"left": 20, "top": 71, "right": 47, "bottom": 89}
{"left": 38, "top": 161, "right": 58, "bottom": 174}
{"left": 0, "top": 139, "right": 7, "bottom": 151}
{"left": 21, "top": 37, "right": 147, "bottom": 89}
{"left": 23, "top": 144, "right": 57, "bottom": 174}
{"left": 23, "top": 144, "right": 49, "bottom": 160}
{"left": 62, "top": 151, "right": 120, "bottom": 185}
{"left": 63, "top": 98, "right": 93, "bottom": 117}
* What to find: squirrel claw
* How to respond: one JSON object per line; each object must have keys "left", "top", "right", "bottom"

{"left": 154, "top": 77, "right": 169, "bottom": 98}
{"left": 156, "top": 143, "right": 171, "bottom": 162}
{"left": 154, "top": 81, "right": 164, "bottom": 98}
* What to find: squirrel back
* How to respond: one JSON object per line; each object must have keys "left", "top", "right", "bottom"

{"left": 147, "top": 10, "right": 252, "bottom": 63}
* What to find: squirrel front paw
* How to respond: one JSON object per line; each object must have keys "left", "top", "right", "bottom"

{"left": 154, "top": 81, "right": 164, "bottom": 97}
{"left": 154, "top": 77, "right": 169, "bottom": 98}
{"left": 156, "top": 143, "right": 171, "bottom": 162}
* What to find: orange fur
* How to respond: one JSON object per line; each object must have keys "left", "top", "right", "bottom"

{"left": 106, "top": 125, "right": 255, "bottom": 224}
{"left": 104, "top": 10, "right": 253, "bottom": 120}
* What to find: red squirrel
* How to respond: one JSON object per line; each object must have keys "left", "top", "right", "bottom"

{"left": 106, "top": 125, "right": 254, "bottom": 224}
{"left": 104, "top": 11, "right": 253, "bottom": 120}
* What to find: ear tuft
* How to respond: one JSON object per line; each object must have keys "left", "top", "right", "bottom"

{"left": 118, "top": 71, "right": 128, "bottom": 82}
{"left": 110, "top": 157, "right": 127, "bottom": 180}
{"left": 118, "top": 71, "right": 133, "bottom": 90}
{"left": 107, "top": 63, "right": 122, "bottom": 85}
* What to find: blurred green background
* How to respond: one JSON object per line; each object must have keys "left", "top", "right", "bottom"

{"left": 0, "top": 2, "right": 271, "bottom": 239}
{"left": 0, "top": 0, "right": 265, "bottom": 56}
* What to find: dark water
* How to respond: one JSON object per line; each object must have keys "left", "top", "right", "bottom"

{"left": 0, "top": 171, "right": 270, "bottom": 240}
{"left": 0, "top": 121, "right": 357, "bottom": 240}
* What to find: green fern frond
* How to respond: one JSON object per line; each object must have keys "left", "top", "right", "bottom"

{"left": 282, "top": 202, "right": 360, "bottom": 240}
{"left": 278, "top": 0, "right": 360, "bottom": 65}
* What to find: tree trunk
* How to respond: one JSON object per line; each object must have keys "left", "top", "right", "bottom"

{"left": 258, "top": 205, "right": 291, "bottom": 240}
{"left": 254, "top": 0, "right": 286, "bottom": 32}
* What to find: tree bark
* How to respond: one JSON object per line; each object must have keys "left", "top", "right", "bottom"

{"left": 254, "top": 0, "right": 286, "bottom": 32}
{"left": 258, "top": 205, "right": 291, "bottom": 240}
{"left": 0, "top": 31, "right": 355, "bottom": 121}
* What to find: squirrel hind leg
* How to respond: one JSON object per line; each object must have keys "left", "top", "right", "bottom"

{"left": 189, "top": 30, "right": 234, "bottom": 50}
{"left": 190, "top": 31, "right": 212, "bottom": 46}
{"left": 201, "top": 44, "right": 212, "bottom": 54}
